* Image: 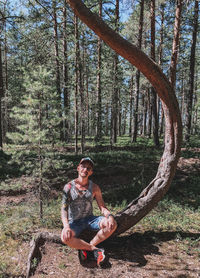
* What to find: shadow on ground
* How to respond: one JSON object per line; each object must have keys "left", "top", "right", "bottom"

{"left": 80, "top": 230, "right": 200, "bottom": 269}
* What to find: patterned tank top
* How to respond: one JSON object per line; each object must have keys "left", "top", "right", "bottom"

{"left": 62, "top": 180, "right": 93, "bottom": 222}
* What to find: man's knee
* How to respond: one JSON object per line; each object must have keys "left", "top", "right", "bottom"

{"left": 101, "top": 218, "right": 117, "bottom": 232}
{"left": 112, "top": 219, "right": 117, "bottom": 231}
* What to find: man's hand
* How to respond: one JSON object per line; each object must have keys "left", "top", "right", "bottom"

{"left": 62, "top": 226, "right": 73, "bottom": 241}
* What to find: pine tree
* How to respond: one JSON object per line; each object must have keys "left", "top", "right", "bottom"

{"left": 7, "top": 65, "right": 61, "bottom": 218}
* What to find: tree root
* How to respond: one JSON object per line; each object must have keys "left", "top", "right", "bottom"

{"left": 26, "top": 232, "right": 62, "bottom": 278}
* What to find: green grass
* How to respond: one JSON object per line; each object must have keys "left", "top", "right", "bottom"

{"left": 182, "top": 134, "right": 200, "bottom": 148}
{"left": 140, "top": 198, "right": 200, "bottom": 232}
{"left": 168, "top": 175, "right": 200, "bottom": 209}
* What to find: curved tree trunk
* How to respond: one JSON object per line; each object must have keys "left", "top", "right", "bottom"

{"left": 67, "top": 0, "right": 182, "bottom": 235}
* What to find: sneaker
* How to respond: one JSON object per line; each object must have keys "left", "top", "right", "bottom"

{"left": 93, "top": 248, "right": 105, "bottom": 266}
{"left": 78, "top": 250, "right": 88, "bottom": 262}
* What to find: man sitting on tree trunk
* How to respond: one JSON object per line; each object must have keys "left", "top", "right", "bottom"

{"left": 61, "top": 157, "right": 117, "bottom": 266}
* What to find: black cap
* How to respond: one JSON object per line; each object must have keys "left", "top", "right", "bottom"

{"left": 79, "top": 157, "right": 94, "bottom": 167}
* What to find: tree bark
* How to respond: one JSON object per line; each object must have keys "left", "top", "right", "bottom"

{"left": 96, "top": 0, "right": 102, "bottom": 141}
{"left": 169, "top": 0, "right": 183, "bottom": 89}
{"left": 158, "top": 3, "right": 165, "bottom": 137}
{"left": 63, "top": 0, "right": 70, "bottom": 142}
{"left": 67, "top": 0, "right": 182, "bottom": 235}
{"left": 74, "top": 14, "right": 79, "bottom": 154}
{"left": 147, "top": 87, "right": 152, "bottom": 137}
{"left": 53, "top": 0, "right": 63, "bottom": 140}
{"left": 38, "top": 92, "right": 43, "bottom": 220}
{"left": 184, "top": 0, "right": 199, "bottom": 142}
{"left": 141, "top": 92, "right": 147, "bottom": 136}
{"left": 85, "top": 66, "right": 90, "bottom": 136}
{"left": 79, "top": 31, "right": 85, "bottom": 154}
{"left": 150, "top": 0, "right": 159, "bottom": 147}
{"left": 0, "top": 42, "right": 4, "bottom": 148}
{"left": 129, "top": 74, "right": 134, "bottom": 136}
{"left": 111, "top": 0, "right": 119, "bottom": 145}
{"left": 123, "top": 104, "right": 127, "bottom": 135}
{"left": 118, "top": 89, "right": 121, "bottom": 136}
{"left": 132, "top": 0, "right": 144, "bottom": 143}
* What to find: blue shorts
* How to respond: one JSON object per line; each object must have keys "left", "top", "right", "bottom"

{"left": 69, "top": 215, "right": 104, "bottom": 237}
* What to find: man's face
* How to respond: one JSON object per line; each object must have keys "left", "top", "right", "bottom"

{"left": 77, "top": 161, "right": 93, "bottom": 178}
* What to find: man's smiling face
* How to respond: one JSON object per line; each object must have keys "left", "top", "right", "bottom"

{"left": 77, "top": 161, "right": 93, "bottom": 178}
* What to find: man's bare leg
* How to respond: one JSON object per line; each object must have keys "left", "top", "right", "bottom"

{"left": 61, "top": 218, "right": 117, "bottom": 250}
{"left": 61, "top": 229, "right": 96, "bottom": 250}
{"left": 90, "top": 218, "right": 117, "bottom": 246}
{"left": 64, "top": 237, "right": 96, "bottom": 250}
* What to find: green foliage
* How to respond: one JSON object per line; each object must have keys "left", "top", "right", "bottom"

{"left": 183, "top": 135, "right": 200, "bottom": 149}
{"left": 169, "top": 175, "right": 200, "bottom": 210}
{"left": 6, "top": 66, "right": 62, "bottom": 177}
{"left": 0, "top": 262, "right": 8, "bottom": 277}
{"left": 7, "top": 66, "right": 61, "bottom": 146}
{"left": 141, "top": 198, "right": 200, "bottom": 232}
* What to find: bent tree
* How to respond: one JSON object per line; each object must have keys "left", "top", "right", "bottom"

{"left": 26, "top": 3, "right": 183, "bottom": 275}
{"left": 67, "top": 0, "right": 182, "bottom": 235}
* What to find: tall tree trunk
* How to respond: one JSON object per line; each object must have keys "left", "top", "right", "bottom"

{"left": 0, "top": 97, "right": 2, "bottom": 149}
{"left": 96, "top": 0, "right": 102, "bottom": 142}
{"left": 150, "top": 0, "right": 159, "bottom": 146}
{"left": 184, "top": 0, "right": 199, "bottom": 142}
{"left": 158, "top": 3, "right": 165, "bottom": 137}
{"left": 132, "top": 0, "right": 144, "bottom": 142}
{"left": 53, "top": 0, "right": 63, "bottom": 140}
{"left": 74, "top": 14, "right": 79, "bottom": 154}
{"left": 105, "top": 102, "right": 109, "bottom": 136}
{"left": 111, "top": 0, "right": 119, "bottom": 144}
{"left": 118, "top": 90, "right": 121, "bottom": 136}
{"left": 147, "top": 87, "right": 152, "bottom": 137}
{"left": 141, "top": 92, "right": 147, "bottom": 136}
{"left": 63, "top": 0, "right": 70, "bottom": 142}
{"left": 1, "top": 13, "right": 8, "bottom": 144}
{"left": 123, "top": 105, "right": 127, "bottom": 135}
{"left": 169, "top": 0, "right": 183, "bottom": 89}
{"left": 180, "top": 72, "right": 184, "bottom": 116}
{"left": 79, "top": 32, "right": 85, "bottom": 154}
{"left": 67, "top": 0, "right": 182, "bottom": 234}
{"left": 0, "top": 42, "right": 4, "bottom": 149}
{"left": 129, "top": 74, "right": 134, "bottom": 136}
{"left": 85, "top": 66, "right": 90, "bottom": 136}
{"left": 192, "top": 81, "right": 198, "bottom": 134}
{"left": 38, "top": 92, "right": 43, "bottom": 220}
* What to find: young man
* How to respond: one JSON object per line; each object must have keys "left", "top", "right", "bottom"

{"left": 61, "top": 157, "right": 117, "bottom": 266}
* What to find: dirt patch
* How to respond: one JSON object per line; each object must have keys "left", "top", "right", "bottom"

{"left": 29, "top": 230, "right": 200, "bottom": 278}
{"left": 177, "top": 155, "right": 200, "bottom": 173}
{"left": 0, "top": 193, "right": 33, "bottom": 206}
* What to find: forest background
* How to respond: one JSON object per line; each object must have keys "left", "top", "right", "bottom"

{"left": 0, "top": 0, "right": 200, "bottom": 277}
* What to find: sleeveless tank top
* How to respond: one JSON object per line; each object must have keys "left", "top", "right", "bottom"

{"left": 63, "top": 180, "right": 94, "bottom": 222}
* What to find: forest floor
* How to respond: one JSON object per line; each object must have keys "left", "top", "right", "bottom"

{"left": 0, "top": 145, "right": 200, "bottom": 278}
